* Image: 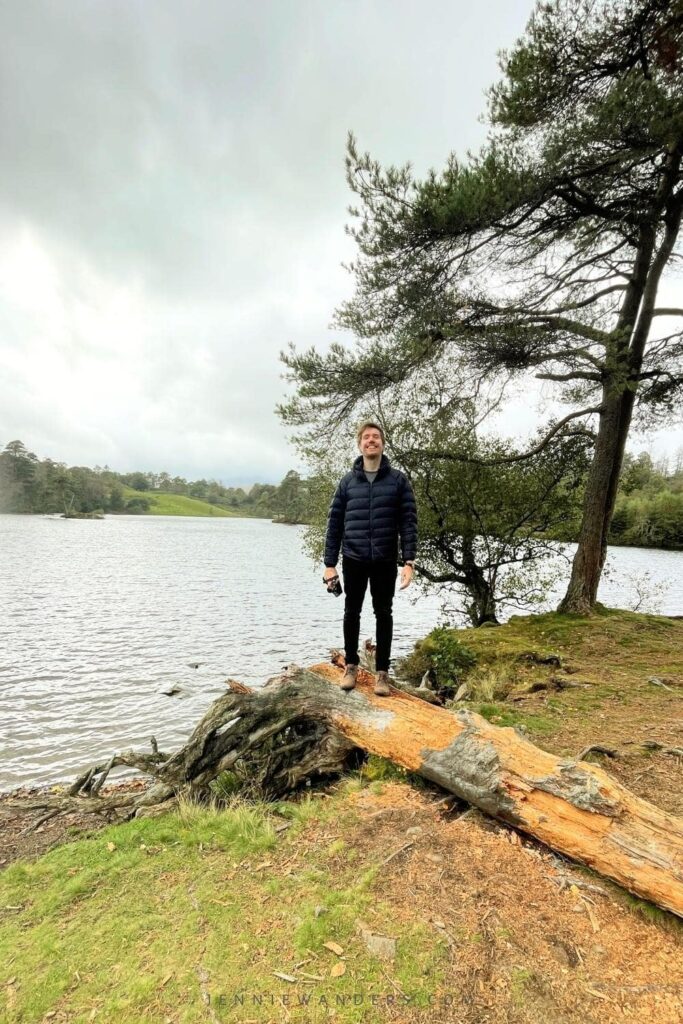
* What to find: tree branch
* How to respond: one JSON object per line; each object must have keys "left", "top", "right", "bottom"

{"left": 404, "top": 406, "right": 602, "bottom": 467}
{"left": 535, "top": 370, "right": 602, "bottom": 382}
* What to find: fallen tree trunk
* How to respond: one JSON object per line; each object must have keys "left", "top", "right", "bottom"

{"left": 4, "top": 663, "right": 682, "bottom": 917}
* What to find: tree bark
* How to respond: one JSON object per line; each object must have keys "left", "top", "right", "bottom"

{"left": 559, "top": 148, "right": 683, "bottom": 614}
{"left": 557, "top": 388, "right": 629, "bottom": 613}
{"left": 462, "top": 532, "right": 499, "bottom": 626}
{"left": 5, "top": 663, "right": 682, "bottom": 917}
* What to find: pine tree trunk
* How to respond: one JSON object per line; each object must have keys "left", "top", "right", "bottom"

{"left": 558, "top": 388, "right": 631, "bottom": 614}
{"left": 558, "top": 151, "right": 682, "bottom": 614}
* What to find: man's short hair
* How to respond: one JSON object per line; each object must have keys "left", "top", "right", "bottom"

{"left": 356, "top": 420, "right": 385, "bottom": 445}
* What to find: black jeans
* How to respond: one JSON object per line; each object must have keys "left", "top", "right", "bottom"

{"left": 342, "top": 556, "right": 398, "bottom": 672}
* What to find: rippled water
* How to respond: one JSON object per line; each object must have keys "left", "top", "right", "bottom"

{"left": 1, "top": 514, "right": 681, "bottom": 790}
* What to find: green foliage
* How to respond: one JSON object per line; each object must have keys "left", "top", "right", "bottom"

{"left": 610, "top": 490, "right": 683, "bottom": 549}
{"left": 271, "top": 469, "right": 313, "bottom": 524}
{"left": 396, "top": 626, "right": 476, "bottom": 685}
{"left": 289, "top": 364, "right": 590, "bottom": 623}
{"left": 124, "top": 495, "right": 152, "bottom": 514}
{"left": 209, "top": 770, "right": 244, "bottom": 802}
{"left": 0, "top": 439, "right": 317, "bottom": 523}
{"left": 279, "top": 0, "right": 683, "bottom": 615}
{"left": 608, "top": 452, "right": 683, "bottom": 548}
{"left": 358, "top": 753, "right": 428, "bottom": 790}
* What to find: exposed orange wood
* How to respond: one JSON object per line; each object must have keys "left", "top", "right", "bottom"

{"left": 309, "top": 662, "right": 683, "bottom": 917}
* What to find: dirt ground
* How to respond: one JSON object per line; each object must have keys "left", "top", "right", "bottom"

{"left": 2, "top": 775, "right": 682, "bottom": 1024}
{"left": 321, "top": 781, "right": 683, "bottom": 1024}
{"left": 0, "top": 777, "right": 150, "bottom": 868}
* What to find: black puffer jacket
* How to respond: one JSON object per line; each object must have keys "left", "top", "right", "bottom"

{"left": 324, "top": 454, "right": 418, "bottom": 566}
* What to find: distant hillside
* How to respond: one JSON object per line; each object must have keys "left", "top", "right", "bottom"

{"left": 121, "top": 487, "right": 240, "bottom": 518}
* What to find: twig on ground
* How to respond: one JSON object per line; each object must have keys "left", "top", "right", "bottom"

{"left": 381, "top": 841, "right": 414, "bottom": 867}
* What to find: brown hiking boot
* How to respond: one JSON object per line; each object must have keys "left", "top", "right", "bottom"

{"left": 374, "top": 670, "right": 392, "bottom": 696}
{"left": 341, "top": 664, "right": 359, "bottom": 691}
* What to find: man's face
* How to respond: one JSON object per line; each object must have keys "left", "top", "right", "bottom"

{"left": 359, "top": 428, "right": 384, "bottom": 457}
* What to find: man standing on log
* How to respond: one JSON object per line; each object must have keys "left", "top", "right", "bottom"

{"left": 323, "top": 421, "right": 418, "bottom": 696}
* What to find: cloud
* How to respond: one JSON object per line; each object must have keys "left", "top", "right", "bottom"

{"left": 2, "top": 0, "right": 679, "bottom": 482}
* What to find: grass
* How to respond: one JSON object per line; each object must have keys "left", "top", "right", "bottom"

{"left": 442, "top": 607, "right": 683, "bottom": 755}
{"left": 0, "top": 790, "right": 450, "bottom": 1024}
{"left": 122, "top": 487, "right": 243, "bottom": 518}
{"left": 475, "top": 702, "right": 557, "bottom": 736}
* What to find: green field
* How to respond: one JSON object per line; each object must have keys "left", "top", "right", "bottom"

{"left": 122, "top": 488, "right": 242, "bottom": 517}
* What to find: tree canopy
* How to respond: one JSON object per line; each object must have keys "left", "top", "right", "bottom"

{"left": 281, "top": 0, "right": 683, "bottom": 612}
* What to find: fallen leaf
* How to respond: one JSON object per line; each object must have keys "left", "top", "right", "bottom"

{"left": 330, "top": 962, "right": 346, "bottom": 978}
{"left": 323, "top": 941, "right": 344, "bottom": 956}
{"left": 106, "top": 842, "right": 116, "bottom": 852}
{"left": 272, "top": 972, "right": 297, "bottom": 983}
{"left": 160, "top": 973, "right": 173, "bottom": 987}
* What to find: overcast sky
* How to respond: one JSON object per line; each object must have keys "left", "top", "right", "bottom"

{"left": 1, "top": 1, "right": 680, "bottom": 485}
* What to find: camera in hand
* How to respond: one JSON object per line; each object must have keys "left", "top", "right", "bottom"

{"left": 323, "top": 573, "right": 343, "bottom": 597}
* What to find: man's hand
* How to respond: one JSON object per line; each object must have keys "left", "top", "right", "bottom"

{"left": 400, "top": 564, "right": 414, "bottom": 590}
{"left": 324, "top": 566, "right": 338, "bottom": 581}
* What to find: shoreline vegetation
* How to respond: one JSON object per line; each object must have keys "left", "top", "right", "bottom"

{"left": 0, "top": 441, "right": 311, "bottom": 524}
{"left": 2, "top": 607, "right": 682, "bottom": 1022}
{"left": 1, "top": 440, "right": 683, "bottom": 549}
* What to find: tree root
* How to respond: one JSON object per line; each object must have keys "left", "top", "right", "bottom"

{"left": 4, "top": 670, "right": 361, "bottom": 824}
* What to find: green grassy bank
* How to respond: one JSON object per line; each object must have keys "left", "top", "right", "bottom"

{"left": 0, "top": 785, "right": 447, "bottom": 1024}
{"left": 121, "top": 488, "right": 242, "bottom": 518}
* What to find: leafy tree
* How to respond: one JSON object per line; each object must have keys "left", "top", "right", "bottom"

{"left": 108, "top": 481, "right": 127, "bottom": 512}
{"left": 125, "top": 496, "right": 152, "bottom": 514}
{"left": 281, "top": 0, "right": 683, "bottom": 613}
{"left": 122, "top": 471, "right": 150, "bottom": 492}
{"left": 189, "top": 478, "right": 208, "bottom": 500}
{"left": 393, "top": 425, "right": 590, "bottom": 625}
{"left": 0, "top": 440, "right": 38, "bottom": 511}
{"left": 272, "top": 470, "right": 310, "bottom": 524}
{"left": 291, "top": 363, "right": 589, "bottom": 624}
{"left": 610, "top": 467, "right": 683, "bottom": 547}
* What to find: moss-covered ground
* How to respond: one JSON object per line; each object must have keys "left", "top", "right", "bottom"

{"left": 447, "top": 608, "right": 683, "bottom": 815}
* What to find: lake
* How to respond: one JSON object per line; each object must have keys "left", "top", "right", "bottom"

{"left": 1, "top": 513, "right": 681, "bottom": 790}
